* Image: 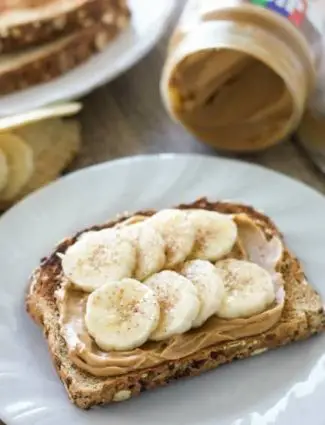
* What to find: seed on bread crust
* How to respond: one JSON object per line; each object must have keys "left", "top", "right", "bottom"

{"left": 113, "top": 390, "right": 131, "bottom": 402}
{"left": 250, "top": 348, "right": 268, "bottom": 356}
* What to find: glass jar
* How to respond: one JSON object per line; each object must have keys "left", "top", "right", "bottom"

{"left": 161, "top": 0, "right": 323, "bottom": 152}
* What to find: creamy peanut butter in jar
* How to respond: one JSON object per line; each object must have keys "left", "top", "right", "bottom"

{"left": 161, "top": 0, "right": 323, "bottom": 152}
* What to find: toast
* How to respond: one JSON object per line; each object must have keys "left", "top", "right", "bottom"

{"left": 0, "top": 4, "right": 130, "bottom": 95}
{"left": 0, "top": 0, "right": 130, "bottom": 53}
{"left": 26, "top": 198, "right": 325, "bottom": 409}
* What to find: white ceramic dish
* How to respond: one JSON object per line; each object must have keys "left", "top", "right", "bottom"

{"left": 1, "top": 153, "right": 325, "bottom": 425}
{"left": 0, "top": 0, "right": 176, "bottom": 117}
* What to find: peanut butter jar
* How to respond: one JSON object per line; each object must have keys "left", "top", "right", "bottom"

{"left": 161, "top": 0, "right": 323, "bottom": 152}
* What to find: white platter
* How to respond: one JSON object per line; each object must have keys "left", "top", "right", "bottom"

{"left": 1, "top": 153, "right": 325, "bottom": 425}
{"left": 0, "top": 0, "right": 176, "bottom": 117}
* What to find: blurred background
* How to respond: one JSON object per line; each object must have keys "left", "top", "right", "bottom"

{"left": 0, "top": 0, "right": 325, "bottom": 213}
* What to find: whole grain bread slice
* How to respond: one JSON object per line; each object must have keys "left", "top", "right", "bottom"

{"left": 0, "top": 0, "right": 130, "bottom": 53}
{"left": 26, "top": 198, "right": 325, "bottom": 409}
{"left": 0, "top": 4, "right": 130, "bottom": 95}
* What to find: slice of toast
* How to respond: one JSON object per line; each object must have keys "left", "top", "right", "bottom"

{"left": 26, "top": 198, "right": 325, "bottom": 409}
{"left": 0, "top": 5, "right": 130, "bottom": 95}
{"left": 0, "top": 0, "right": 130, "bottom": 53}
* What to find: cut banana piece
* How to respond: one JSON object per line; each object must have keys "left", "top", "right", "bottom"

{"left": 120, "top": 222, "right": 166, "bottom": 280}
{"left": 0, "top": 149, "right": 8, "bottom": 192}
{"left": 85, "top": 279, "right": 160, "bottom": 351}
{"left": 181, "top": 260, "right": 225, "bottom": 327}
{"left": 187, "top": 210, "right": 237, "bottom": 261}
{"left": 144, "top": 270, "right": 200, "bottom": 341}
{"left": 148, "top": 209, "right": 196, "bottom": 268}
{"left": 61, "top": 229, "right": 136, "bottom": 292}
{"left": 215, "top": 259, "right": 275, "bottom": 319}
{"left": 0, "top": 133, "right": 33, "bottom": 201}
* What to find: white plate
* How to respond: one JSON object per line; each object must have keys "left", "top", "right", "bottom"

{"left": 0, "top": 0, "right": 176, "bottom": 117}
{"left": 1, "top": 153, "right": 325, "bottom": 425}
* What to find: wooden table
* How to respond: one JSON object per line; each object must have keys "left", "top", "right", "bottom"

{"left": 2, "top": 3, "right": 325, "bottom": 425}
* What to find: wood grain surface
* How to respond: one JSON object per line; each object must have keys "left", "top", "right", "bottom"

{"left": 2, "top": 2, "right": 325, "bottom": 424}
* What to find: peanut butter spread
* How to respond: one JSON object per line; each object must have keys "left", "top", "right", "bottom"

{"left": 56, "top": 214, "right": 285, "bottom": 377}
{"left": 169, "top": 50, "right": 293, "bottom": 152}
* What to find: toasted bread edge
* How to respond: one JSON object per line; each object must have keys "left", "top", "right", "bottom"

{"left": 0, "top": 0, "right": 130, "bottom": 54}
{"left": 0, "top": 5, "right": 130, "bottom": 95}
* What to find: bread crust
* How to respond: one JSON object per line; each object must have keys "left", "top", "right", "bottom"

{"left": 0, "top": 4, "right": 130, "bottom": 96}
{"left": 0, "top": 0, "right": 130, "bottom": 53}
{"left": 26, "top": 198, "right": 325, "bottom": 409}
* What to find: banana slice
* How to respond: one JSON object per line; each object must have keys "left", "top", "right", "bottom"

{"left": 0, "top": 149, "right": 8, "bottom": 192}
{"left": 144, "top": 270, "right": 200, "bottom": 340}
{"left": 85, "top": 278, "right": 160, "bottom": 351}
{"left": 77, "top": 230, "right": 99, "bottom": 242}
{"left": 186, "top": 210, "right": 237, "bottom": 261}
{"left": 0, "top": 133, "right": 33, "bottom": 201}
{"left": 181, "top": 260, "right": 225, "bottom": 327}
{"left": 148, "top": 209, "right": 196, "bottom": 268}
{"left": 120, "top": 222, "right": 166, "bottom": 280}
{"left": 61, "top": 229, "right": 136, "bottom": 292}
{"left": 215, "top": 259, "right": 275, "bottom": 319}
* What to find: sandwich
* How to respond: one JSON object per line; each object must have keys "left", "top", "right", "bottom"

{"left": 0, "top": 0, "right": 130, "bottom": 94}
{"left": 0, "top": 0, "right": 129, "bottom": 53}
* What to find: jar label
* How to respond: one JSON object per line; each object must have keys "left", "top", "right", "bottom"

{"left": 181, "top": 0, "right": 323, "bottom": 66}
{"left": 250, "top": 0, "right": 307, "bottom": 26}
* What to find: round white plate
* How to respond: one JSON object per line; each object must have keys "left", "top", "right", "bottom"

{"left": 0, "top": 0, "right": 176, "bottom": 117}
{"left": 1, "top": 153, "right": 325, "bottom": 425}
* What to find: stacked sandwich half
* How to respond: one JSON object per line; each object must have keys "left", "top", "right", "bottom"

{"left": 0, "top": 0, "right": 131, "bottom": 95}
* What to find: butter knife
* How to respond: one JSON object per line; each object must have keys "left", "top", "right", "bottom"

{"left": 0, "top": 102, "right": 82, "bottom": 133}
